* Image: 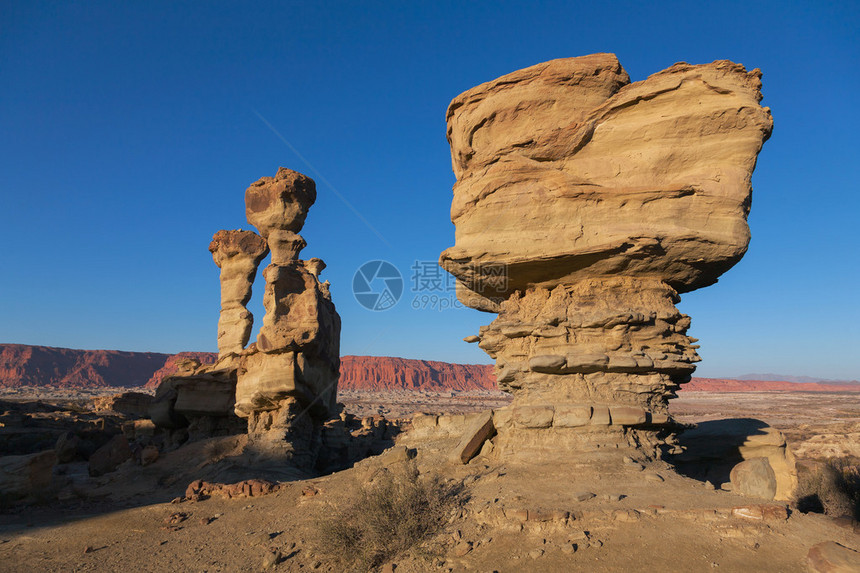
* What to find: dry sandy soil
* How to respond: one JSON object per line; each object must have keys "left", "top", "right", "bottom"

{"left": 1, "top": 390, "right": 858, "bottom": 572}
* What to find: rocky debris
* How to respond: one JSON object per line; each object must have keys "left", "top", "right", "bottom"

{"left": 807, "top": 541, "right": 860, "bottom": 573}
{"left": 730, "top": 457, "right": 777, "bottom": 500}
{"left": 0, "top": 449, "right": 56, "bottom": 501}
{"left": 316, "top": 413, "right": 405, "bottom": 474}
{"left": 673, "top": 418, "right": 797, "bottom": 500}
{"left": 439, "top": 54, "right": 771, "bottom": 462}
{"left": 91, "top": 391, "right": 153, "bottom": 417}
{"left": 88, "top": 434, "right": 132, "bottom": 476}
{"left": 140, "top": 444, "right": 159, "bottom": 466}
{"left": 185, "top": 478, "right": 281, "bottom": 500}
{"left": 730, "top": 504, "right": 789, "bottom": 521}
{"left": 209, "top": 230, "right": 269, "bottom": 357}
{"left": 55, "top": 431, "right": 80, "bottom": 463}
{"left": 0, "top": 398, "right": 122, "bottom": 458}
{"left": 452, "top": 411, "right": 496, "bottom": 464}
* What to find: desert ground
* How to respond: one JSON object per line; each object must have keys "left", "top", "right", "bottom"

{"left": 1, "top": 388, "right": 858, "bottom": 572}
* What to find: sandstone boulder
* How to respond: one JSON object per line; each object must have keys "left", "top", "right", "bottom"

{"left": 807, "top": 541, "right": 860, "bottom": 573}
{"left": 245, "top": 167, "right": 316, "bottom": 264}
{"left": 730, "top": 457, "right": 777, "bottom": 500}
{"left": 0, "top": 450, "right": 56, "bottom": 501}
{"left": 88, "top": 434, "right": 132, "bottom": 476}
{"left": 55, "top": 431, "right": 80, "bottom": 463}
{"left": 91, "top": 392, "right": 154, "bottom": 417}
{"left": 674, "top": 418, "right": 797, "bottom": 500}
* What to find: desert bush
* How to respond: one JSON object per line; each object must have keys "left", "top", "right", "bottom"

{"left": 795, "top": 457, "right": 860, "bottom": 519}
{"left": 315, "top": 463, "right": 462, "bottom": 570}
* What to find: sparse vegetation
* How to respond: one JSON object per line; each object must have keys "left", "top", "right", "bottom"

{"left": 315, "top": 463, "right": 462, "bottom": 570}
{"left": 794, "top": 457, "right": 860, "bottom": 520}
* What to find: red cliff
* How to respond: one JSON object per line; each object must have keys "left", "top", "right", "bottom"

{"left": 338, "top": 355, "right": 495, "bottom": 391}
{"left": 1, "top": 344, "right": 857, "bottom": 393}
{"left": 0, "top": 344, "right": 170, "bottom": 388}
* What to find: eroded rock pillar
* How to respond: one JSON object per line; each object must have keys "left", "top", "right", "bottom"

{"left": 440, "top": 54, "right": 772, "bottom": 461}
{"left": 235, "top": 168, "right": 341, "bottom": 459}
{"left": 209, "top": 230, "right": 269, "bottom": 357}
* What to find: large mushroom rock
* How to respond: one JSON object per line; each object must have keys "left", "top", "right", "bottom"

{"left": 441, "top": 54, "right": 772, "bottom": 303}
{"left": 209, "top": 230, "right": 269, "bottom": 356}
{"left": 441, "top": 54, "right": 772, "bottom": 459}
{"left": 245, "top": 167, "right": 316, "bottom": 265}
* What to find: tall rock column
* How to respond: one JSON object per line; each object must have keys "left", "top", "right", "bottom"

{"left": 440, "top": 54, "right": 772, "bottom": 461}
{"left": 236, "top": 168, "right": 341, "bottom": 462}
{"left": 209, "top": 230, "right": 269, "bottom": 357}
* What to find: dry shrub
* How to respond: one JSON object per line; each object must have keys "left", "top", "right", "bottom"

{"left": 795, "top": 457, "right": 860, "bottom": 519}
{"left": 316, "top": 463, "right": 461, "bottom": 570}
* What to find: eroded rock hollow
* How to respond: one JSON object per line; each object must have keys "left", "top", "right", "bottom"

{"left": 440, "top": 54, "right": 772, "bottom": 459}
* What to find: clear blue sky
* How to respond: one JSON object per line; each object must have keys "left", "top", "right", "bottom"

{"left": 1, "top": 1, "right": 857, "bottom": 380}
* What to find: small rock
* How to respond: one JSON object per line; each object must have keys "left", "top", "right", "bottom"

{"left": 588, "top": 539, "right": 603, "bottom": 549}
{"left": 574, "top": 491, "right": 595, "bottom": 502}
{"left": 302, "top": 485, "right": 319, "bottom": 497}
{"left": 561, "top": 543, "right": 577, "bottom": 554}
{"left": 807, "top": 542, "right": 860, "bottom": 573}
{"left": 164, "top": 512, "right": 188, "bottom": 525}
{"left": 452, "top": 541, "right": 473, "bottom": 557}
{"left": 83, "top": 545, "right": 94, "bottom": 554}
{"left": 140, "top": 445, "right": 159, "bottom": 466}
{"left": 645, "top": 473, "right": 664, "bottom": 483}
{"left": 248, "top": 532, "right": 272, "bottom": 547}
{"left": 604, "top": 493, "right": 623, "bottom": 502}
{"left": 381, "top": 564, "right": 397, "bottom": 573}
{"left": 704, "top": 481, "right": 715, "bottom": 490}
{"left": 262, "top": 549, "right": 281, "bottom": 569}
{"left": 528, "top": 548, "right": 544, "bottom": 558}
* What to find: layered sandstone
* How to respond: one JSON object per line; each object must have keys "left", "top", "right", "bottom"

{"left": 440, "top": 54, "right": 773, "bottom": 460}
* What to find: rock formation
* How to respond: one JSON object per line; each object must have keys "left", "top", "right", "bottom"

{"left": 209, "top": 230, "right": 269, "bottom": 356}
{"left": 440, "top": 54, "right": 773, "bottom": 460}
{"left": 149, "top": 167, "right": 341, "bottom": 466}
{"left": 235, "top": 168, "right": 341, "bottom": 461}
